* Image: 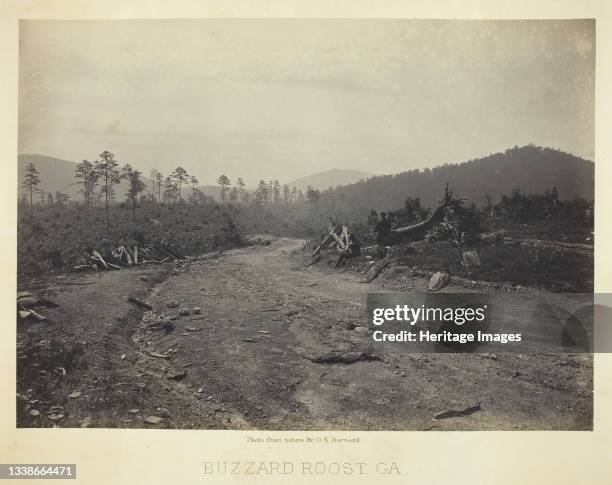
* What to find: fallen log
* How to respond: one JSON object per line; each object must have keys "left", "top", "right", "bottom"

{"left": 433, "top": 404, "right": 481, "bottom": 421}
{"left": 363, "top": 255, "right": 390, "bottom": 283}
{"left": 73, "top": 265, "right": 93, "bottom": 272}
{"left": 392, "top": 201, "right": 449, "bottom": 242}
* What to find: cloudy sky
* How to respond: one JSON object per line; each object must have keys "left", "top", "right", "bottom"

{"left": 19, "top": 19, "right": 594, "bottom": 185}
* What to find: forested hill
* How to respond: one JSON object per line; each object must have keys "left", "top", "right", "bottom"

{"left": 320, "top": 145, "right": 594, "bottom": 214}
{"left": 288, "top": 169, "right": 372, "bottom": 192}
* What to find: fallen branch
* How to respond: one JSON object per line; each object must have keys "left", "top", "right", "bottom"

{"left": 433, "top": 404, "right": 481, "bottom": 421}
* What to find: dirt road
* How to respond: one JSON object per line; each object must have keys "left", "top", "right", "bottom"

{"left": 17, "top": 237, "right": 592, "bottom": 430}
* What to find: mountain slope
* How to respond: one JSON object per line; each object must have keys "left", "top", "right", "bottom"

{"left": 288, "top": 169, "right": 372, "bottom": 192}
{"left": 321, "top": 145, "right": 594, "bottom": 213}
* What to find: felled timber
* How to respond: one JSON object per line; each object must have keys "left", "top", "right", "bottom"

{"left": 312, "top": 224, "right": 352, "bottom": 257}
{"left": 391, "top": 201, "right": 449, "bottom": 242}
{"left": 363, "top": 254, "right": 390, "bottom": 283}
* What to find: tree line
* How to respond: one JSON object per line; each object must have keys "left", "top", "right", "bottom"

{"left": 21, "top": 151, "right": 318, "bottom": 224}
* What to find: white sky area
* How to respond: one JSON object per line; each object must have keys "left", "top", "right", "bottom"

{"left": 19, "top": 19, "right": 594, "bottom": 185}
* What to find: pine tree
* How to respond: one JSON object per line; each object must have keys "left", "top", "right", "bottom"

{"left": 189, "top": 175, "right": 199, "bottom": 204}
{"left": 22, "top": 162, "right": 41, "bottom": 215}
{"left": 237, "top": 177, "right": 247, "bottom": 202}
{"left": 123, "top": 164, "right": 146, "bottom": 220}
{"left": 155, "top": 171, "right": 164, "bottom": 203}
{"left": 74, "top": 160, "right": 97, "bottom": 209}
{"left": 217, "top": 175, "right": 231, "bottom": 202}
{"left": 95, "top": 151, "right": 121, "bottom": 230}
{"left": 171, "top": 167, "right": 189, "bottom": 204}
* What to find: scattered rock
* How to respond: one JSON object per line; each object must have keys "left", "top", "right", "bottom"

{"left": 428, "top": 271, "right": 450, "bottom": 292}
{"left": 128, "top": 296, "right": 153, "bottom": 311}
{"left": 68, "top": 391, "right": 82, "bottom": 399}
{"left": 166, "top": 300, "right": 179, "bottom": 309}
{"left": 310, "top": 350, "right": 381, "bottom": 365}
{"left": 141, "top": 276, "right": 149, "bottom": 282}
{"left": 128, "top": 408, "right": 140, "bottom": 414}
{"left": 29, "top": 409, "right": 40, "bottom": 417}
{"left": 144, "top": 416, "right": 165, "bottom": 425}
{"left": 285, "top": 309, "right": 300, "bottom": 317}
{"left": 480, "top": 353, "right": 498, "bottom": 361}
{"left": 80, "top": 416, "right": 92, "bottom": 428}
{"left": 48, "top": 413, "right": 65, "bottom": 421}
{"left": 193, "top": 307, "right": 201, "bottom": 315}
{"left": 179, "top": 308, "right": 190, "bottom": 317}
{"left": 120, "top": 354, "right": 127, "bottom": 360}
{"left": 167, "top": 369, "right": 187, "bottom": 381}
{"left": 156, "top": 407, "right": 171, "bottom": 418}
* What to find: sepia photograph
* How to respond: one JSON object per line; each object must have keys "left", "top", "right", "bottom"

{"left": 16, "top": 18, "right": 594, "bottom": 431}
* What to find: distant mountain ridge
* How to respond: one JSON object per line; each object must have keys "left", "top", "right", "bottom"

{"left": 19, "top": 146, "right": 593, "bottom": 211}
{"left": 287, "top": 169, "right": 372, "bottom": 192}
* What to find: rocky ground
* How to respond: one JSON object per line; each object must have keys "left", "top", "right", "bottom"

{"left": 16, "top": 237, "right": 593, "bottom": 430}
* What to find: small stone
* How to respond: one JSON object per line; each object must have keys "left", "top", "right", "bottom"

{"left": 80, "top": 416, "right": 92, "bottom": 428}
{"left": 167, "top": 369, "right": 187, "bottom": 381}
{"left": 128, "top": 408, "right": 140, "bottom": 414}
{"left": 48, "top": 413, "right": 64, "bottom": 421}
{"left": 69, "top": 391, "right": 81, "bottom": 399}
{"left": 166, "top": 300, "right": 179, "bottom": 309}
{"left": 156, "top": 407, "right": 171, "bottom": 418}
{"left": 120, "top": 354, "right": 126, "bottom": 360}
{"left": 141, "top": 276, "right": 149, "bottom": 282}
{"left": 29, "top": 409, "right": 40, "bottom": 417}
{"left": 179, "top": 308, "right": 190, "bottom": 317}
{"left": 145, "top": 416, "right": 165, "bottom": 425}
{"left": 197, "top": 387, "right": 204, "bottom": 393}
{"left": 400, "top": 372, "right": 407, "bottom": 377}
{"left": 193, "top": 307, "right": 201, "bottom": 315}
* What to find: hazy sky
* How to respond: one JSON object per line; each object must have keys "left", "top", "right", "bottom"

{"left": 19, "top": 19, "right": 594, "bottom": 185}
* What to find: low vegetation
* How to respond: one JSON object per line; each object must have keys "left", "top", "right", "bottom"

{"left": 18, "top": 147, "right": 593, "bottom": 292}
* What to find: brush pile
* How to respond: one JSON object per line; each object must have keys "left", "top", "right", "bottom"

{"left": 73, "top": 244, "right": 186, "bottom": 272}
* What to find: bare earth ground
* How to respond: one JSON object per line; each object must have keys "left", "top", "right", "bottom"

{"left": 17, "top": 237, "right": 592, "bottom": 430}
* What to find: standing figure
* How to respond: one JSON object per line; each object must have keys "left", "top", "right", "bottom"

{"left": 373, "top": 212, "right": 391, "bottom": 247}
